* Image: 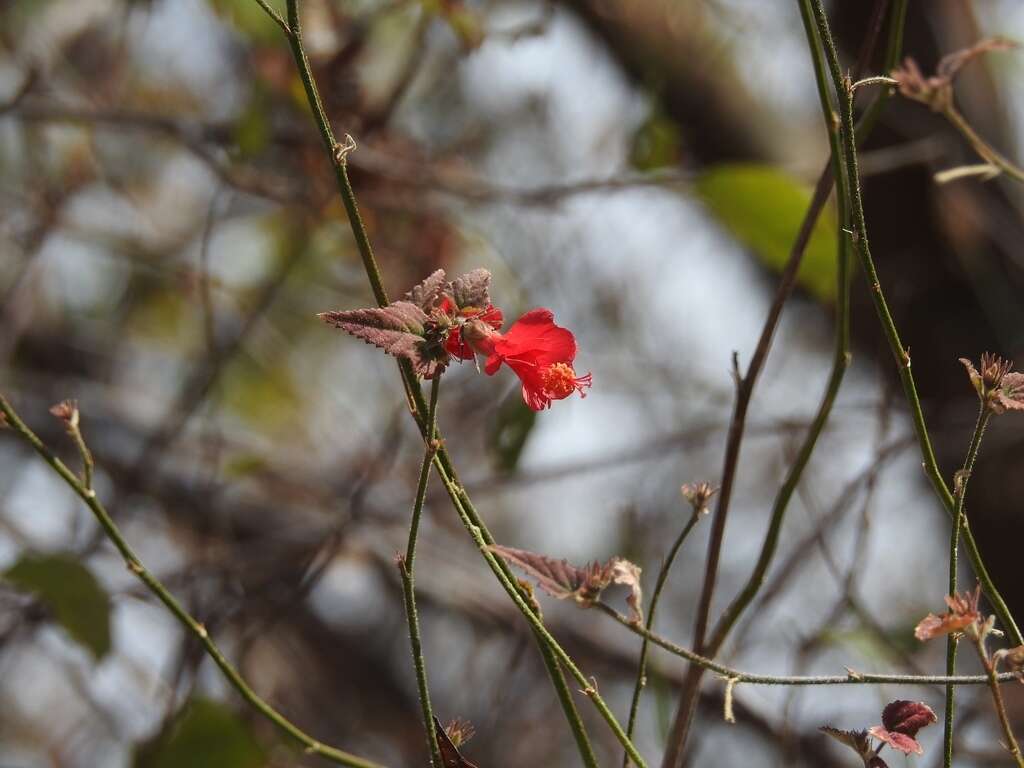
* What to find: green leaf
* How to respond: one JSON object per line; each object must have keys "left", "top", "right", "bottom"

{"left": 4, "top": 553, "right": 111, "bottom": 659}
{"left": 694, "top": 164, "right": 839, "bottom": 303}
{"left": 134, "top": 698, "right": 266, "bottom": 768}
{"left": 488, "top": 392, "right": 536, "bottom": 472}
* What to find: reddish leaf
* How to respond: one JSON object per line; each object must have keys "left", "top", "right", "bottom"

{"left": 405, "top": 269, "right": 448, "bottom": 312}
{"left": 319, "top": 301, "right": 447, "bottom": 378}
{"left": 914, "top": 588, "right": 981, "bottom": 641}
{"left": 487, "top": 545, "right": 591, "bottom": 601}
{"left": 488, "top": 545, "right": 643, "bottom": 621}
{"left": 996, "top": 371, "right": 1024, "bottom": 413}
{"left": 450, "top": 269, "right": 492, "bottom": 310}
{"left": 868, "top": 726, "right": 923, "bottom": 756}
{"left": 820, "top": 727, "right": 873, "bottom": 761}
{"left": 433, "top": 716, "right": 480, "bottom": 768}
{"left": 880, "top": 700, "right": 937, "bottom": 738}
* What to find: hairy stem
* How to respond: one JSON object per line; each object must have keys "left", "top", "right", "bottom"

{"left": 975, "top": 637, "right": 1024, "bottom": 767}
{"left": 432, "top": 460, "right": 648, "bottom": 767}
{"left": 597, "top": 603, "right": 1019, "bottom": 687}
{"left": 623, "top": 511, "right": 702, "bottom": 767}
{"left": 400, "top": 375, "right": 443, "bottom": 768}
{"left": 943, "top": 406, "right": 990, "bottom": 768}
{"left": 0, "top": 394, "right": 385, "bottom": 768}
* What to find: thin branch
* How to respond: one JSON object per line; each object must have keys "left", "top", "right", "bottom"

{"left": 595, "top": 603, "right": 1019, "bottom": 688}
{"left": 251, "top": 0, "right": 291, "bottom": 36}
{"left": 0, "top": 394, "right": 385, "bottom": 768}
{"left": 400, "top": 375, "right": 443, "bottom": 768}
{"left": 623, "top": 511, "right": 702, "bottom": 767}
{"left": 943, "top": 406, "right": 990, "bottom": 767}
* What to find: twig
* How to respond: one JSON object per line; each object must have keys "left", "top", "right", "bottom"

{"left": 251, "top": 0, "right": 291, "bottom": 36}
{"left": 595, "top": 603, "right": 1019, "bottom": 688}
{"left": 0, "top": 394, "right": 385, "bottom": 768}
{"left": 400, "top": 375, "right": 443, "bottom": 768}
{"left": 977, "top": 635, "right": 1024, "bottom": 767}
{"left": 623, "top": 511, "right": 702, "bottom": 766}
{"left": 943, "top": 406, "right": 990, "bottom": 767}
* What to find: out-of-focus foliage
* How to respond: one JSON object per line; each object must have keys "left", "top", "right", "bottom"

{"left": 694, "top": 164, "right": 838, "bottom": 302}
{"left": 133, "top": 698, "right": 265, "bottom": 768}
{"left": 3, "top": 553, "right": 111, "bottom": 659}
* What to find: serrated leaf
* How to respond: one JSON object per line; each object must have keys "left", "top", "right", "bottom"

{"left": 320, "top": 301, "right": 446, "bottom": 377}
{"left": 4, "top": 553, "right": 111, "bottom": 659}
{"left": 489, "top": 392, "right": 536, "bottom": 473}
{"left": 488, "top": 545, "right": 590, "bottom": 600}
{"left": 819, "top": 726, "right": 871, "bottom": 755}
{"left": 405, "top": 269, "right": 447, "bottom": 311}
{"left": 450, "top": 269, "right": 491, "bottom": 310}
{"left": 134, "top": 698, "right": 265, "bottom": 768}
{"left": 488, "top": 545, "right": 643, "bottom": 621}
{"left": 695, "top": 164, "right": 839, "bottom": 303}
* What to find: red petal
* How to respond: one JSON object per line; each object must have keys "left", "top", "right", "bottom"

{"left": 494, "top": 308, "right": 576, "bottom": 367}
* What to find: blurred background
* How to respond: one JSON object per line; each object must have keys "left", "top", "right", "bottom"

{"left": 2, "top": 0, "right": 1024, "bottom": 766}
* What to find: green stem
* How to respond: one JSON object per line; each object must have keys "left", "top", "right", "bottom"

{"left": 0, "top": 394, "right": 385, "bottom": 768}
{"left": 975, "top": 636, "right": 1024, "bottom": 767}
{"left": 284, "top": 0, "right": 388, "bottom": 308}
{"left": 623, "top": 512, "right": 701, "bottom": 767}
{"left": 943, "top": 104, "right": 1024, "bottom": 184}
{"left": 432, "top": 457, "right": 646, "bottom": 767}
{"left": 943, "top": 405, "right": 989, "bottom": 768}
{"left": 596, "top": 603, "right": 1019, "bottom": 687}
{"left": 274, "top": 3, "right": 601, "bottom": 763}
{"left": 807, "top": 0, "right": 1022, "bottom": 648}
{"left": 400, "top": 375, "right": 443, "bottom": 768}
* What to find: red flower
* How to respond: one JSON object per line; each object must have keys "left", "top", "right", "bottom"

{"left": 483, "top": 308, "right": 592, "bottom": 410}
{"left": 442, "top": 300, "right": 504, "bottom": 360}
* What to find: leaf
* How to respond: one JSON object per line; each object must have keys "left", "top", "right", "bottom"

{"left": 488, "top": 545, "right": 592, "bottom": 601}
{"left": 880, "top": 700, "right": 937, "bottom": 738}
{"left": 4, "top": 553, "right": 111, "bottom": 659}
{"left": 488, "top": 392, "right": 537, "bottom": 473}
{"left": 914, "top": 588, "right": 980, "bottom": 641}
{"left": 820, "top": 727, "right": 873, "bottom": 760}
{"left": 405, "top": 269, "right": 448, "bottom": 311}
{"left": 320, "top": 301, "right": 447, "bottom": 378}
{"left": 997, "top": 371, "right": 1024, "bottom": 412}
{"left": 450, "top": 269, "right": 492, "bottom": 310}
{"left": 488, "top": 545, "right": 643, "bottom": 621}
{"left": 134, "top": 698, "right": 265, "bottom": 768}
{"left": 608, "top": 558, "right": 644, "bottom": 624}
{"left": 694, "top": 164, "right": 839, "bottom": 303}
{"left": 868, "top": 726, "right": 923, "bottom": 756}
{"left": 433, "top": 716, "right": 480, "bottom": 768}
